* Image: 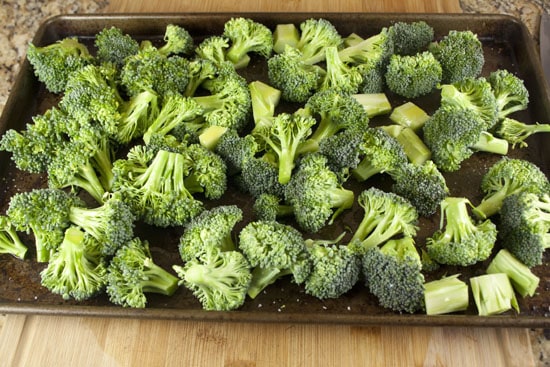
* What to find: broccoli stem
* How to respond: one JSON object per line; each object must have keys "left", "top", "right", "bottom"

{"left": 439, "top": 197, "right": 477, "bottom": 242}
{"left": 327, "top": 187, "right": 355, "bottom": 222}
{"left": 141, "top": 258, "right": 179, "bottom": 296}
{"left": 424, "top": 274, "right": 469, "bottom": 315}
{"left": 487, "top": 249, "right": 540, "bottom": 298}
{"left": 247, "top": 266, "right": 290, "bottom": 299}
{"left": 0, "top": 226, "right": 27, "bottom": 260}
{"left": 351, "top": 158, "right": 383, "bottom": 182}
{"left": 381, "top": 125, "right": 432, "bottom": 165}
{"left": 498, "top": 119, "right": 550, "bottom": 148}
{"left": 471, "top": 132, "right": 509, "bottom": 155}
{"left": 71, "top": 162, "right": 107, "bottom": 204}
{"left": 352, "top": 93, "right": 392, "bottom": 117}
{"left": 389, "top": 102, "right": 430, "bottom": 131}
{"left": 473, "top": 189, "right": 508, "bottom": 219}
{"left": 93, "top": 148, "right": 114, "bottom": 191}
{"left": 278, "top": 148, "right": 295, "bottom": 184}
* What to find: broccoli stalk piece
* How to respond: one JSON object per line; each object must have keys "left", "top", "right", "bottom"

{"left": 272, "top": 23, "right": 300, "bottom": 54}
{"left": 223, "top": 17, "right": 273, "bottom": 67}
{"left": 295, "top": 18, "right": 343, "bottom": 65}
{"left": 362, "top": 236, "right": 425, "bottom": 313}
{"left": 238, "top": 220, "right": 311, "bottom": 299}
{"left": 320, "top": 46, "right": 363, "bottom": 94}
{"left": 424, "top": 274, "right": 469, "bottom": 315}
{"left": 487, "top": 249, "right": 540, "bottom": 298}
{"left": 381, "top": 124, "right": 431, "bottom": 165}
{"left": 495, "top": 117, "right": 550, "bottom": 148}
{"left": 470, "top": 273, "right": 519, "bottom": 316}
{"left": 285, "top": 153, "right": 355, "bottom": 233}
{"left": 389, "top": 101, "right": 430, "bottom": 131}
{"left": 0, "top": 216, "right": 27, "bottom": 260}
{"left": 426, "top": 197, "right": 497, "bottom": 266}
{"left": 249, "top": 80, "right": 281, "bottom": 132}
{"left": 488, "top": 69, "right": 529, "bottom": 120}
{"left": 385, "top": 51, "right": 442, "bottom": 99}
{"left": 303, "top": 233, "right": 363, "bottom": 299}
{"left": 351, "top": 93, "right": 392, "bottom": 118}
{"left": 158, "top": 24, "right": 194, "bottom": 56}
{"left": 473, "top": 158, "right": 550, "bottom": 219}
{"left": 41, "top": 226, "right": 107, "bottom": 301}
{"left": 389, "top": 21, "right": 434, "bottom": 55}
{"left": 107, "top": 238, "right": 179, "bottom": 308}
{"left": 94, "top": 26, "right": 140, "bottom": 67}
{"left": 351, "top": 188, "right": 419, "bottom": 250}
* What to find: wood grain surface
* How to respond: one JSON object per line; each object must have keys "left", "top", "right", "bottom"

{"left": 0, "top": 1, "right": 540, "bottom": 366}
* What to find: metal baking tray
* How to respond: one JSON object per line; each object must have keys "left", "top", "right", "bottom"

{"left": 0, "top": 13, "right": 548, "bottom": 328}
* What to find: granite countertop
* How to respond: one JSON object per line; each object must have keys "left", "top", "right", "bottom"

{"left": 0, "top": 1, "right": 548, "bottom": 366}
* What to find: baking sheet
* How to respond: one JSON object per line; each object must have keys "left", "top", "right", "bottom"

{"left": 0, "top": 13, "right": 548, "bottom": 327}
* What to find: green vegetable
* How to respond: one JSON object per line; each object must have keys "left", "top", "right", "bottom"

{"left": 495, "top": 117, "right": 550, "bottom": 148}
{"left": 319, "top": 46, "right": 363, "bottom": 94}
{"left": 224, "top": 17, "right": 273, "bottom": 67}
{"left": 487, "top": 249, "right": 540, "bottom": 298}
{"left": 470, "top": 273, "right": 519, "bottom": 316}
{"left": 488, "top": 69, "right": 529, "bottom": 120}
{"left": 424, "top": 274, "right": 469, "bottom": 315}
{"left": 389, "top": 21, "right": 434, "bottom": 56}
{"left": 0, "top": 216, "right": 27, "bottom": 260}
{"left": 158, "top": 24, "right": 194, "bottom": 56}
{"left": 389, "top": 101, "right": 430, "bottom": 131}
{"left": 94, "top": 26, "right": 140, "bottom": 67}
{"left": 295, "top": 18, "right": 343, "bottom": 65}
{"left": 385, "top": 51, "right": 442, "bottom": 98}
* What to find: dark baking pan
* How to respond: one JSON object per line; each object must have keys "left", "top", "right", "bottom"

{"left": 0, "top": 13, "right": 548, "bottom": 328}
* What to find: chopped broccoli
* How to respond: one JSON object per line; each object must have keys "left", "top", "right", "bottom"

{"left": 389, "top": 101, "right": 430, "bottom": 131}
{"left": 26, "top": 37, "right": 93, "bottom": 93}
{"left": 238, "top": 220, "right": 311, "bottom": 299}
{"left": 0, "top": 216, "right": 27, "bottom": 260}
{"left": 106, "top": 237, "right": 179, "bottom": 308}
{"left": 381, "top": 124, "right": 431, "bottom": 165}
{"left": 215, "top": 129, "right": 259, "bottom": 175}
{"left": 284, "top": 153, "right": 355, "bottom": 233}
{"left": 385, "top": 51, "right": 442, "bottom": 98}
{"left": 428, "top": 30, "right": 485, "bottom": 83}
{"left": 487, "top": 69, "right": 529, "bottom": 120}
{"left": 362, "top": 236, "right": 425, "bottom": 313}
{"left": 473, "top": 157, "right": 550, "bottom": 219}
{"left": 94, "top": 26, "right": 140, "bottom": 67}
{"left": 426, "top": 197, "right": 497, "bottom": 266}
{"left": 495, "top": 117, "right": 550, "bottom": 148}
{"left": 249, "top": 80, "right": 281, "bottom": 130}
{"left": 389, "top": 21, "right": 434, "bottom": 55}
{"left": 116, "top": 89, "right": 160, "bottom": 144}
{"left": 272, "top": 23, "right": 300, "bottom": 53}
{"left": 183, "top": 58, "right": 218, "bottom": 97}
{"left": 424, "top": 274, "right": 469, "bottom": 315}
{"left": 351, "top": 93, "right": 392, "bottom": 118}
{"left": 319, "top": 46, "right": 363, "bottom": 94}
{"left": 253, "top": 193, "right": 294, "bottom": 222}
{"left": 41, "top": 226, "right": 107, "bottom": 301}
{"left": 157, "top": 24, "right": 194, "bottom": 56}
{"left": 470, "top": 273, "right": 519, "bottom": 316}
{"left": 337, "top": 27, "right": 394, "bottom": 68}
{"left": 317, "top": 127, "right": 363, "bottom": 181}
{"left": 356, "top": 59, "right": 386, "bottom": 93}
{"left": 487, "top": 249, "right": 540, "bottom": 298}
{"left": 223, "top": 17, "right": 273, "bottom": 67}
{"left": 238, "top": 156, "right": 286, "bottom": 198}
{"left": 303, "top": 233, "right": 363, "bottom": 299}
{"left": 194, "top": 36, "right": 231, "bottom": 67}
{"left": 183, "top": 143, "right": 227, "bottom": 199}
{"left": 295, "top": 18, "right": 343, "bottom": 65}
{"left": 350, "top": 187, "right": 419, "bottom": 249}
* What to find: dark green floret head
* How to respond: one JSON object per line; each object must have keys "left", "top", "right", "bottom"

{"left": 385, "top": 51, "right": 442, "bottom": 98}
{"left": 389, "top": 21, "right": 434, "bottom": 55}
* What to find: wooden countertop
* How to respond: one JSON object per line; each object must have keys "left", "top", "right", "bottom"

{"left": 0, "top": 1, "right": 541, "bottom": 366}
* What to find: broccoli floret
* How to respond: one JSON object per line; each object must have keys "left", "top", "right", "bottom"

{"left": 267, "top": 46, "right": 325, "bottom": 103}
{"left": 428, "top": 30, "right": 484, "bottom": 83}
{"left": 223, "top": 17, "right": 273, "bottom": 67}
{"left": 111, "top": 145, "right": 204, "bottom": 227}
{"left": 439, "top": 77, "right": 499, "bottom": 130}
{"left": 473, "top": 157, "right": 550, "bottom": 219}
{"left": 389, "top": 21, "right": 434, "bottom": 55}
{"left": 487, "top": 249, "right": 540, "bottom": 298}
{"left": 391, "top": 161, "right": 449, "bottom": 217}
{"left": 215, "top": 129, "right": 259, "bottom": 175}
{"left": 423, "top": 274, "right": 469, "bottom": 315}
{"left": 0, "top": 216, "right": 27, "bottom": 260}
{"left": 158, "top": 24, "right": 194, "bottom": 56}
{"left": 319, "top": 46, "right": 362, "bottom": 94}
{"left": 389, "top": 101, "right": 430, "bottom": 132}
{"left": 350, "top": 187, "right": 419, "bottom": 250}
{"left": 356, "top": 59, "right": 386, "bottom": 93}
{"left": 106, "top": 237, "right": 179, "bottom": 308}
{"left": 284, "top": 153, "right": 355, "bottom": 233}
{"left": 94, "top": 26, "right": 140, "bottom": 67}
{"left": 249, "top": 80, "right": 281, "bottom": 130}
{"left": 318, "top": 127, "right": 363, "bottom": 181}
{"left": 26, "top": 37, "right": 93, "bottom": 93}
{"left": 183, "top": 58, "right": 218, "bottom": 97}
{"left": 183, "top": 143, "right": 227, "bottom": 199}
{"left": 385, "top": 51, "right": 442, "bottom": 99}
{"left": 495, "top": 117, "right": 550, "bottom": 148}
{"left": 362, "top": 236, "right": 425, "bottom": 313}
{"left": 488, "top": 69, "right": 529, "bottom": 120}
{"left": 194, "top": 36, "right": 231, "bottom": 67}
{"left": 423, "top": 106, "right": 508, "bottom": 172}
{"left": 178, "top": 205, "right": 243, "bottom": 262}
{"left": 238, "top": 156, "right": 286, "bottom": 198}
{"left": 303, "top": 233, "right": 363, "bottom": 299}
{"left": 381, "top": 124, "right": 431, "bottom": 166}
{"left": 295, "top": 18, "right": 343, "bottom": 65}
{"left": 426, "top": 197, "right": 497, "bottom": 266}
{"left": 7, "top": 188, "right": 82, "bottom": 262}
{"left": 116, "top": 89, "right": 160, "bottom": 144}
{"left": 238, "top": 220, "right": 311, "bottom": 299}
{"left": 67, "top": 192, "right": 136, "bottom": 257}
{"left": 470, "top": 273, "right": 519, "bottom": 316}
{"left": 253, "top": 112, "right": 316, "bottom": 184}
{"left": 498, "top": 192, "right": 550, "bottom": 267}
{"left": 173, "top": 247, "right": 251, "bottom": 311}
{"left": 337, "top": 27, "right": 394, "bottom": 68}
{"left": 253, "top": 193, "right": 294, "bottom": 222}
{"left": 41, "top": 226, "right": 107, "bottom": 301}
{"left": 351, "top": 127, "right": 408, "bottom": 182}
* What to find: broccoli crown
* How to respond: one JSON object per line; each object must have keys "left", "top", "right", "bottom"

{"left": 385, "top": 51, "right": 442, "bottom": 99}
{"left": 267, "top": 46, "right": 325, "bottom": 103}
{"left": 423, "top": 274, "right": 469, "bottom": 315}
{"left": 337, "top": 27, "right": 394, "bottom": 67}
{"left": 253, "top": 112, "right": 316, "bottom": 185}
{"left": 223, "top": 17, "right": 273, "bottom": 65}
{"left": 351, "top": 187, "right": 419, "bottom": 249}
{"left": 253, "top": 193, "right": 294, "bottom": 222}
{"left": 68, "top": 192, "right": 136, "bottom": 257}
{"left": 488, "top": 69, "right": 529, "bottom": 120}
{"left": 304, "top": 235, "right": 363, "bottom": 299}
{"left": 389, "top": 21, "right": 434, "bottom": 55}
{"left": 426, "top": 197, "right": 497, "bottom": 266}
{"left": 474, "top": 157, "right": 550, "bottom": 219}
{"left": 305, "top": 89, "right": 369, "bottom": 143}
{"left": 318, "top": 127, "right": 363, "bottom": 180}
{"left": 158, "top": 24, "right": 194, "bottom": 56}
{"left": 117, "top": 89, "right": 160, "bottom": 145}
{"left": 173, "top": 249, "right": 251, "bottom": 311}
{"left": 7, "top": 188, "right": 83, "bottom": 262}
{"left": 183, "top": 143, "right": 227, "bottom": 200}
{"left": 107, "top": 237, "right": 179, "bottom": 308}
{"left": 296, "top": 18, "right": 343, "bottom": 65}
{"left": 362, "top": 236, "right": 425, "bottom": 313}
{"left": 26, "top": 37, "right": 93, "bottom": 93}
{"left": 238, "top": 220, "right": 311, "bottom": 298}
{"left": 319, "top": 46, "right": 363, "bottom": 94}
{"left": 284, "top": 153, "right": 355, "bottom": 233}
{"left": 238, "top": 156, "right": 286, "bottom": 198}
{"left": 495, "top": 118, "right": 550, "bottom": 149}
{"left": 94, "top": 26, "right": 140, "bottom": 67}
{"left": 439, "top": 77, "right": 498, "bottom": 130}
{"left": 195, "top": 36, "right": 230, "bottom": 67}
{"left": 178, "top": 205, "right": 243, "bottom": 262}
{"left": 391, "top": 160, "right": 449, "bottom": 217}
{"left": 215, "top": 129, "right": 259, "bottom": 175}
{"left": 356, "top": 60, "right": 386, "bottom": 93}
{"left": 0, "top": 216, "right": 28, "bottom": 260}
{"left": 428, "top": 30, "right": 484, "bottom": 83}
{"left": 40, "top": 226, "right": 107, "bottom": 301}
